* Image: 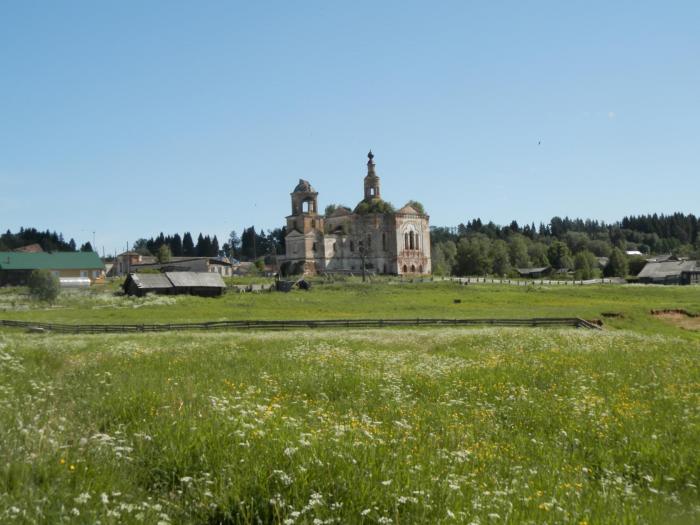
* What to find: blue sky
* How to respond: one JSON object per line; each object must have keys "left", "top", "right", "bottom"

{"left": 1, "top": 1, "right": 698, "bottom": 254}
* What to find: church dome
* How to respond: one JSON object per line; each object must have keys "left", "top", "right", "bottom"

{"left": 293, "top": 179, "right": 315, "bottom": 193}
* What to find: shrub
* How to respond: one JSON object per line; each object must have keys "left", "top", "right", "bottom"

{"left": 27, "top": 270, "right": 60, "bottom": 303}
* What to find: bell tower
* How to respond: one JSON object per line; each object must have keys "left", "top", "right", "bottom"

{"left": 363, "top": 150, "right": 381, "bottom": 201}
{"left": 287, "top": 179, "right": 323, "bottom": 233}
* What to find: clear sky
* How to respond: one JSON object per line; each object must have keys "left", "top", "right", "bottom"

{"left": 1, "top": 1, "right": 698, "bottom": 255}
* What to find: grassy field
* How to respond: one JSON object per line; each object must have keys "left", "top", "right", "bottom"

{"left": 1, "top": 328, "right": 699, "bottom": 524}
{"left": 1, "top": 281, "right": 699, "bottom": 338}
{"left": 1, "top": 282, "right": 699, "bottom": 523}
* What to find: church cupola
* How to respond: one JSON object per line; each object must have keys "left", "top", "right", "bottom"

{"left": 291, "top": 179, "right": 318, "bottom": 215}
{"left": 364, "top": 150, "right": 381, "bottom": 200}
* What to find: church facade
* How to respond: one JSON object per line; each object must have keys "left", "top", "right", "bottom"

{"left": 280, "top": 152, "right": 431, "bottom": 276}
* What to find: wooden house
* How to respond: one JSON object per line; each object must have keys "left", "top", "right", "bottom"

{"left": 637, "top": 260, "right": 699, "bottom": 285}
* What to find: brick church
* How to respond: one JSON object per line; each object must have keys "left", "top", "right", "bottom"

{"left": 280, "top": 152, "right": 431, "bottom": 276}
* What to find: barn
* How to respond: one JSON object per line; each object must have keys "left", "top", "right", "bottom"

{"left": 637, "top": 260, "right": 699, "bottom": 285}
{"left": 123, "top": 272, "right": 226, "bottom": 297}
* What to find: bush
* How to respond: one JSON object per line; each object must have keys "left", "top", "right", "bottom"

{"left": 27, "top": 270, "right": 60, "bottom": 302}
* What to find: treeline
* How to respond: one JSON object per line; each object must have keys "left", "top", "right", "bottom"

{"left": 237, "top": 227, "right": 286, "bottom": 260}
{"left": 0, "top": 227, "right": 94, "bottom": 252}
{"left": 431, "top": 213, "right": 699, "bottom": 278}
{"left": 132, "top": 226, "right": 287, "bottom": 261}
{"left": 132, "top": 233, "right": 221, "bottom": 258}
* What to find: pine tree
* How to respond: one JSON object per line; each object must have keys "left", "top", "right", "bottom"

{"left": 182, "top": 232, "right": 195, "bottom": 256}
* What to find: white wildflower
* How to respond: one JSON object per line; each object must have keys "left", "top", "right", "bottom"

{"left": 74, "top": 492, "right": 91, "bottom": 504}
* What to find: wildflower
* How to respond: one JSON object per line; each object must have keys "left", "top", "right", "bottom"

{"left": 101, "top": 492, "right": 109, "bottom": 504}
{"left": 71, "top": 508, "right": 80, "bottom": 516}
{"left": 382, "top": 479, "right": 393, "bottom": 486}
{"left": 74, "top": 492, "right": 91, "bottom": 504}
{"left": 361, "top": 509, "right": 371, "bottom": 516}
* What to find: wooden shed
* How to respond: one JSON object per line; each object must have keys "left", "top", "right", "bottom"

{"left": 123, "top": 271, "right": 226, "bottom": 297}
{"left": 637, "top": 260, "right": 699, "bottom": 285}
{"left": 165, "top": 271, "right": 226, "bottom": 297}
{"left": 123, "top": 273, "right": 173, "bottom": 297}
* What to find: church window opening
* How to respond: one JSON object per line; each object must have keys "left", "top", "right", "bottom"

{"left": 369, "top": 187, "right": 375, "bottom": 196}
{"left": 350, "top": 240, "right": 354, "bottom": 252}
{"left": 409, "top": 231, "right": 415, "bottom": 250}
{"left": 419, "top": 264, "right": 423, "bottom": 273}
{"left": 333, "top": 242, "right": 337, "bottom": 253}
{"left": 404, "top": 233, "right": 409, "bottom": 250}
{"left": 312, "top": 242, "right": 317, "bottom": 252}
{"left": 411, "top": 264, "right": 416, "bottom": 273}
{"left": 367, "top": 234, "right": 371, "bottom": 249}
{"left": 382, "top": 232, "right": 386, "bottom": 251}
{"left": 403, "top": 264, "right": 408, "bottom": 273}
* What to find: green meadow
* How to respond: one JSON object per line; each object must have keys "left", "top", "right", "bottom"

{"left": 1, "top": 281, "right": 699, "bottom": 337}
{"left": 1, "top": 282, "right": 699, "bottom": 523}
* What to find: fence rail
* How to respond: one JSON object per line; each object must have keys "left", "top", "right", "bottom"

{"left": 0, "top": 317, "right": 601, "bottom": 334}
{"left": 443, "top": 277, "right": 626, "bottom": 286}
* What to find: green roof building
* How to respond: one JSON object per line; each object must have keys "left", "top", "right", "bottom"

{"left": 0, "top": 251, "right": 106, "bottom": 286}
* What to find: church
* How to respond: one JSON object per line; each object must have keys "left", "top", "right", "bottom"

{"left": 280, "top": 152, "right": 431, "bottom": 276}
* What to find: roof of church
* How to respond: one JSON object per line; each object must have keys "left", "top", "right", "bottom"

{"left": 397, "top": 204, "right": 420, "bottom": 215}
{"left": 293, "top": 179, "right": 315, "bottom": 193}
{"left": 328, "top": 206, "right": 352, "bottom": 217}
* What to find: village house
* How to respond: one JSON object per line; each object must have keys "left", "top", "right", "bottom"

{"left": 109, "top": 251, "right": 156, "bottom": 277}
{"left": 279, "top": 152, "right": 432, "bottom": 276}
{"left": 0, "top": 251, "right": 106, "bottom": 286}
{"left": 129, "top": 256, "right": 234, "bottom": 277}
{"left": 637, "top": 259, "right": 700, "bottom": 285}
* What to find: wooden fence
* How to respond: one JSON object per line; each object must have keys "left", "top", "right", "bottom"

{"left": 0, "top": 317, "right": 601, "bottom": 334}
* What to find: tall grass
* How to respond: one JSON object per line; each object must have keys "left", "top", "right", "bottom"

{"left": 1, "top": 328, "right": 698, "bottom": 523}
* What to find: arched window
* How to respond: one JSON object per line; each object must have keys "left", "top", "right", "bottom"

{"left": 414, "top": 234, "right": 419, "bottom": 251}
{"left": 403, "top": 264, "right": 408, "bottom": 273}
{"left": 382, "top": 232, "right": 386, "bottom": 251}
{"left": 419, "top": 265, "right": 423, "bottom": 273}
{"left": 409, "top": 231, "right": 415, "bottom": 250}
{"left": 404, "top": 233, "right": 409, "bottom": 250}
{"left": 411, "top": 264, "right": 416, "bottom": 273}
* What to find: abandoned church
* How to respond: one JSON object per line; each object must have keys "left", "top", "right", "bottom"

{"left": 280, "top": 152, "right": 431, "bottom": 276}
